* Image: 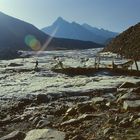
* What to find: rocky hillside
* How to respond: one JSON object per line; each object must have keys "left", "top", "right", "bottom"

{"left": 103, "top": 23, "right": 140, "bottom": 60}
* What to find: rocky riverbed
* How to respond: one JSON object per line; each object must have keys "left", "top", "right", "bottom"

{"left": 0, "top": 49, "right": 140, "bottom": 140}
{"left": 0, "top": 81, "right": 140, "bottom": 140}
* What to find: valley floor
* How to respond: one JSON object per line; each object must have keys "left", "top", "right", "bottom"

{"left": 0, "top": 49, "right": 140, "bottom": 140}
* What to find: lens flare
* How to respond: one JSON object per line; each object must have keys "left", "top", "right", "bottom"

{"left": 35, "top": 25, "right": 59, "bottom": 56}
{"left": 24, "top": 25, "right": 59, "bottom": 56}
{"left": 25, "top": 35, "right": 41, "bottom": 51}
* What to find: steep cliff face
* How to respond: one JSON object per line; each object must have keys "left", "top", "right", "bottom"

{"left": 103, "top": 23, "right": 140, "bottom": 60}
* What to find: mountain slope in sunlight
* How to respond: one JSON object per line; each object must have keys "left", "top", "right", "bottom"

{"left": 103, "top": 22, "right": 140, "bottom": 60}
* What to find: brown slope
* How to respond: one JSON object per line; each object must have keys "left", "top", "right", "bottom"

{"left": 103, "top": 23, "right": 140, "bottom": 60}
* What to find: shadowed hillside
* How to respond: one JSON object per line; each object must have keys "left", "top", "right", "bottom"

{"left": 42, "top": 17, "right": 118, "bottom": 44}
{"left": 0, "top": 12, "right": 104, "bottom": 59}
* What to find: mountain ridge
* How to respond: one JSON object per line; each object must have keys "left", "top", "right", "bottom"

{"left": 42, "top": 17, "right": 118, "bottom": 44}
{"left": 0, "top": 12, "right": 104, "bottom": 59}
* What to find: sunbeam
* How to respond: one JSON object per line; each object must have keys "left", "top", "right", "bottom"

{"left": 35, "top": 25, "right": 59, "bottom": 56}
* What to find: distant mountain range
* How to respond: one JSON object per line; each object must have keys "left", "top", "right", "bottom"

{"left": 103, "top": 22, "right": 140, "bottom": 60}
{"left": 0, "top": 12, "right": 104, "bottom": 59}
{"left": 42, "top": 17, "right": 118, "bottom": 44}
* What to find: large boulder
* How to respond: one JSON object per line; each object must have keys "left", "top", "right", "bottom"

{"left": 24, "top": 129, "right": 66, "bottom": 140}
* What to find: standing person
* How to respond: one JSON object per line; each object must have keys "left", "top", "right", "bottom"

{"left": 35, "top": 60, "right": 38, "bottom": 69}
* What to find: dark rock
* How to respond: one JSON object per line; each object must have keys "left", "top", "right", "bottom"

{"left": 0, "top": 131, "right": 26, "bottom": 140}
{"left": 119, "top": 118, "right": 132, "bottom": 127}
{"left": 71, "top": 135, "right": 86, "bottom": 140}
{"left": 103, "top": 127, "right": 114, "bottom": 135}
{"left": 32, "top": 117, "right": 40, "bottom": 126}
{"left": 132, "top": 87, "right": 140, "bottom": 93}
{"left": 129, "top": 115, "right": 140, "bottom": 122}
{"left": 61, "top": 113, "right": 103, "bottom": 126}
{"left": 7, "top": 63, "right": 23, "bottom": 67}
{"left": 119, "top": 82, "right": 136, "bottom": 88}
{"left": 136, "top": 81, "right": 140, "bottom": 87}
{"left": 123, "top": 100, "right": 140, "bottom": 111}
{"left": 66, "top": 107, "right": 77, "bottom": 116}
{"left": 117, "top": 92, "right": 140, "bottom": 102}
{"left": 54, "top": 106, "right": 67, "bottom": 116}
{"left": 36, "top": 94, "right": 50, "bottom": 104}
{"left": 36, "top": 119, "right": 51, "bottom": 128}
{"left": 0, "top": 115, "right": 12, "bottom": 126}
{"left": 107, "top": 118, "right": 116, "bottom": 124}
{"left": 77, "top": 103, "right": 96, "bottom": 114}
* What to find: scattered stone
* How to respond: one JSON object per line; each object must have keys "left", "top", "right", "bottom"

{"left": 129, "top": 115, "right": 139, "bottom": 122}
{"left": 77, "top": 103, "right": 96, "bottom": 114}
{"left": 119, "top": 118, "right": 132, "bottom": 127}
{"left": 71, "top": 135, "right": 86, "bottom": 140}
{"left": 61, "top": 118, "right": 81, "bottom": 126}
{"left": 0, "top": 115, "right": 12, "bottom": 126}
{"left": 106, "top": 102, "right": 111, "bottom": 107}
{"left": 133, "top": 118, "right": 140, "bottom": 126}
{"left": 125, "top": 129, "right": 135, "bottom": 135}
{"left": 32, "top": 117, "right": 40, "bottom": 126}
{"left": 123, "top": 100, "right": 140, "bottom": 111}
{"left": 61, "top": 113, "right": 103, "bottom": 126}
{"left": 65, "top": 107, "right": 77, "bottom": 116}
{"left": 36, "top": 119, "right": 51, "bottom": 128}
{"left": 107, "top": 118, "right": 116, "bottom": 124}
{"left": 132, "top": 87, "right": 140, "bottom": 93}
{"left": 54, "top": 106, "right": 67, "bottom": 116}
{"left": 24, "top": 129, "right": 66, "bottom": 140}
{"left": 92, "top": 97, "right": 105, "bottom": 104}
{"left": 119, "top": 82, "right": 136, "bottom": 88}
{"left": 0, "top": 131, "right": 26, "bottom": 140}
{"left": 104, "top": 127, "right": 114, "bottom": 135}
{"left": 117, "top": 92, "right": 140, "bottom": 102}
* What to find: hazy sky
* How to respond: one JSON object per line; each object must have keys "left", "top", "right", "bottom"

{"left": 0, "top": 0, "right": 140, "bottom": 32}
